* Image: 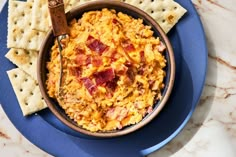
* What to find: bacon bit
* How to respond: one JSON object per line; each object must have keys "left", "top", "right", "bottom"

{"left": 92, "top": 56, "right": 103, "bottom": 67}
{"left": 85, "top": 55, "right": 92, "bottom": 65}
{"left": 81, "top": 77, "right": 97, "bottom": 95}
{"left": 157, "top": 41, "right": 166, "bottom": 52}
{"left": 106, "top": 76, "right": 119, "bottom": 92}
{"left": 94, "top": 68, "right": 115, "bottom": 85}
{"left": 86, "top": 35, "right": 108, "bottom": 55}
{"left": 121, "top": 39, "right": 135, "bottom": 51}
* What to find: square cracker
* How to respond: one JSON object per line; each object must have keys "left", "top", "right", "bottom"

{"left": 7, "top": 0, "right": 46, "bottom": 51}
{"left": 31, "top": 0, "right": 51, "bottom": 32}
{"left": 7, "top": 68, "right": 47, "bottom": 116}
{"left": 31, "top": 0, "right": 186, "bottom": 33}
{"left": 31, "top": 0, "right": 83, "bottom": 32}
{"left": 124, "top": 0, "right": 187, "bottom": 33}
{"left": 5, "top": 48, "right": 38, "bottom": 80}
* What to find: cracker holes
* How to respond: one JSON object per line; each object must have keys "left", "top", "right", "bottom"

{"left": 20, "top": 88, "right": 23, "bottom": 92}
{"left": 28, "top": 40, "right": 32, "bottom": 43}
{"left": 25, "top": 102, "right": 29, "bottom": 106}
{"left": 139, "top": 1, "right": 143, "bottom": 4}
{"left": 14, "top": 4, "right": 18, "bottom": 8}
{"left": 36, "top": 32, "right": 40, "bottom": 36}
{"left": 174, "top": 6, "right": 177, "bottom": 10}
{"left": 29, "top": 62, "right": 33, "bottom": 65}
{"left": 151, "top": 10, "right": 154, "bottom": 14}
{"left": 30, "top": 92, "right": 34, "bottom": 95}
{"left": 14, "top": 74, "right": 18, "bottom": 78}
{"left": 29, "top": 22, "right": 32, "bottom": 26}
{"left": 162, "top": 8, "right": 166, "bottom": 12}
{"left": 26, "top": 51, "right": 30, "bottom": 55}
{"left": 15, "top": 51, "right": 19, "bottom": 55}
{"left": 22, "top": 13, "right": 25, "bottom": 17}
{"left": 162, "top": 19, "right": 166, "bottom": 23}
{"left": 14, "top": 21, "right": 17, "bottom": 25}
{"left": 150, "top": 0, "right": 154, "bottom": 2}
{"left": 25, "top": 78, "right": 28, "bottom": 82}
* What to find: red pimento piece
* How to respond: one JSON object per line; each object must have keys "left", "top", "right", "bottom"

{"left": 86, "top": 35, "right": 108, "bottom": 55}
{"left": 140, "top": 51, "right": 145, "bottom": 63}
{"left": 81, "top": 77, "right": 97, "bottom": 95}
{"left": 121, "top": 39, "right": 135, "bottom": 51}
{"left": 112, "top": 18, "right": 118, "bottom": 24}
{"left": 94, "top": 68, "right": 115, "bottom": 85}
{"left": 74, "top": 46, "right": 85, "bottom": 54}
{"left": 92, "top": 56, "right": 103, "bottom": 67}
{"left": 138, "top": 66, "right": 145, "bottom": 75}
{"left": 110, "top": 50, "right": 118, "bottom": 62}
{"left": 126, "top": 68, "right": 135, "bottom": 82}
{"left": 70, "top": 67, "right": 82, "bottom": 77}
{"left": 75, "top": 54, "right": 87, "bottom": 66}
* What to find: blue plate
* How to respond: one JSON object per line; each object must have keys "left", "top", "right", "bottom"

{"left": 0, "top": 0, "right": 207, "bottom": 157}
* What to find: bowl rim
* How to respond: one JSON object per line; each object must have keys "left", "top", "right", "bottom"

{"left": 37, "top": 0, "right": 175, "bottom": 138}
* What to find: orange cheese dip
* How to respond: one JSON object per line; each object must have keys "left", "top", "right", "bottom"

{"left": 46, "top": 9, "right": 166, "bottom": 132}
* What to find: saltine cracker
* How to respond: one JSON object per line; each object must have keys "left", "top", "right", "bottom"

{"left": 7, "top": 68, "right": 47, "bottom": 116}
{"left": 7, "top": 0, "right": 46, "bottom": 51}
{"left": 124, "top": 0, "right": 187, "bottom": 33}
{"left": 5, "top": 48, "right": 38, "bottom": 80}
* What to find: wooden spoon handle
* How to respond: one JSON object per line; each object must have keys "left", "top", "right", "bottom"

{"left": 48, "top": 0, "right": 69, "bottom": 36}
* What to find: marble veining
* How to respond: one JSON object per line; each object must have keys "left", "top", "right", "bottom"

{"left": 1, "top": 0, "right": 236, "bottom": 156}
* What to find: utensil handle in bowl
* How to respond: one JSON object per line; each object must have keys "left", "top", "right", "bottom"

{"left": 48, "top": 0, "right": 69, "bottom": 36}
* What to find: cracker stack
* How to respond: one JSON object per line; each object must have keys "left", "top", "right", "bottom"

{"left": 6, "top": 0, "right": 186, "bottom": 116}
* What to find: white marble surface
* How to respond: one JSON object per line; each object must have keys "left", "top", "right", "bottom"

{"left": 1, "top": 0, "right": 236, "bottom": 156}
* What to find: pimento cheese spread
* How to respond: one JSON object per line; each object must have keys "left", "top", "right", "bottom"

{"left": 46, "top": 9, "right": 166, "bottom": 132}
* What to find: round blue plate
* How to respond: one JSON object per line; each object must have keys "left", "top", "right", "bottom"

{"left": 0, "top": 1, "right": 207, "bottom": 157}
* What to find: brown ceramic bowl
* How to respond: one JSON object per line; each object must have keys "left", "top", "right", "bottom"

{"left": 38, "top": 1, "right": 175, "bottom": 138}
